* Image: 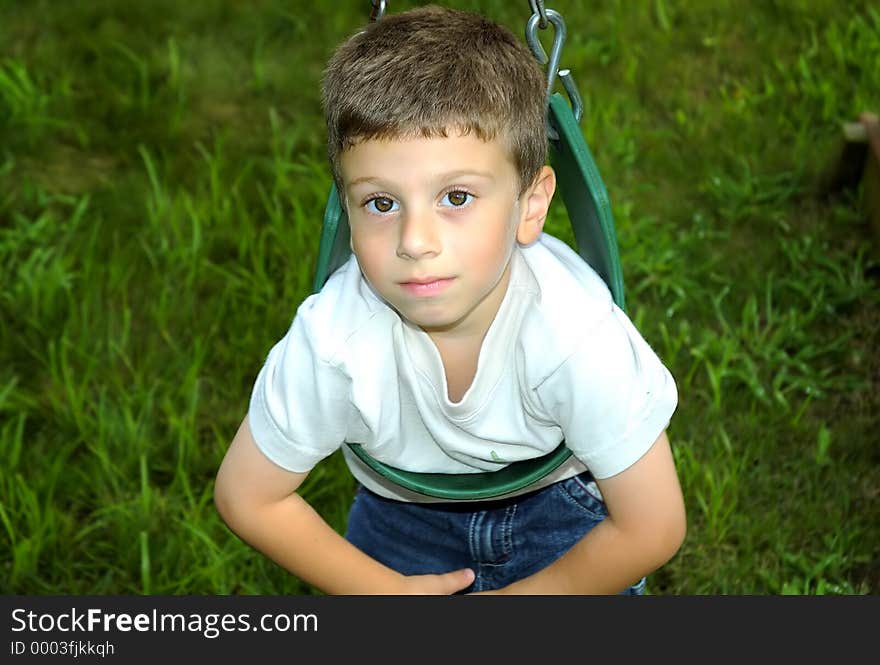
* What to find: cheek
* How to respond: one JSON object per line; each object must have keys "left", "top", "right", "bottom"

{"left": 460, "top": 234, "right": 510, "bottom": 277}
{"left": 351, "top": 225, "right": 388, "bottom": 256}
{"left": 351, "top": 234, "right": 380, "bottom": 270}
{"left": 353, "top": 230, "right": 402, "bottom": 288}
{"left": 484, "top": 219, "right": 517, "bottom": 262}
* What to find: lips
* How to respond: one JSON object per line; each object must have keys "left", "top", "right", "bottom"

{"left": 402, "top": 276, "right": 447, "bottom": 285}
{"left": 398, "top": 276, "right": 455, "bottom": 296}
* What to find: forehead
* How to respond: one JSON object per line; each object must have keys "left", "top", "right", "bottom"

{"left": 339, "top": 131, "right": 516, "bottom": 187}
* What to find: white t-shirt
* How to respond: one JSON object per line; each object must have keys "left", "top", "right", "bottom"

{"left": 248, "top": 233, "right": 678, "bottom": 502}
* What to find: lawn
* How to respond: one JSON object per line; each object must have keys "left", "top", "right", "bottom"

{"left": 1, "top": 0, "right": 878, "bottom": 594}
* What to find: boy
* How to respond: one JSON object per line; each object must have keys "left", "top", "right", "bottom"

{"left": 214, "top": 5, "right": 686, "bottom": 594}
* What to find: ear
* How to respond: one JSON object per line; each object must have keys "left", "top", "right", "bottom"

{"left": 516, "top": 165, "right": 556, "bottom": 246}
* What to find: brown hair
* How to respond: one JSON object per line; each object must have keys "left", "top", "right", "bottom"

{"left": 321, "top": 5, "right": 547, "bottom": 199}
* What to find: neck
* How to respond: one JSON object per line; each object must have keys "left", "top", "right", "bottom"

{"left": 426, "top": 258, "right": 513, "bottom": 347}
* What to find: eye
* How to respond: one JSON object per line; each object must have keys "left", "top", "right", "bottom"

{"left": 440, "top": 190, "right": 474, "bottom": 208}
{"left": 365, "top": 196, "right": 398, "bottom": 214}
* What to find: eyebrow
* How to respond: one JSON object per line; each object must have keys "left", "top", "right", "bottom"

{"left": 346, "top": 169, "right": 496, "bottom": 189}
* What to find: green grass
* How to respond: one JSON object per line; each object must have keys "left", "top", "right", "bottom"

{"left": 1, "top": 0, "right": 878, "bottom": 595}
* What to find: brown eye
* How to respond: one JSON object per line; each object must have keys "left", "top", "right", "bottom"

{"left": 445, "top": 191, "right": 471, "bottom": 207}
{"left": 368, "top": 196, "right": 396, "bottom": 213}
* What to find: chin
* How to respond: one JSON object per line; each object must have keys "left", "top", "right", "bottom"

{"left": 400, "top": 310, "right": 460, "bottom": 332}
{"left": 404, "top": 314, "right": 452, "bottom": 330}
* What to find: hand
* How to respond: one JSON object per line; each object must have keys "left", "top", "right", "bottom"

{"left": 399, "top": 568, "right": 475, "bottom": 595}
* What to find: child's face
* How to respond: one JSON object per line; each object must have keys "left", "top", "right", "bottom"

{"left": 340, "top": 132, "right": 540, "bottom": 338}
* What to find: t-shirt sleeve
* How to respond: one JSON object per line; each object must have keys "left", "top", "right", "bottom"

{"left": 247, "top": 305, "right": 350, "bottom": 473}
{"left": 535, "top": 304, "right": 678, "bottom": 479}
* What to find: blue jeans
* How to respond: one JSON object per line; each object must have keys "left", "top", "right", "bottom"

{"left": 344, "top": 470, "right": 646, "bottom": 594}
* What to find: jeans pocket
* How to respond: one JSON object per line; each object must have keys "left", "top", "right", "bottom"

{"left": 556, "top": 472, "right": 608, "bottom": 520}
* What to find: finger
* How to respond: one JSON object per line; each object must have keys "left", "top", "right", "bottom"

{"left": 439, "top": 568, "right": 475, "bottom": 594}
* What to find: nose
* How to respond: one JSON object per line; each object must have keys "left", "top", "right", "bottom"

{"left": 397, "top": 208, "right": 441, "bottom": 260}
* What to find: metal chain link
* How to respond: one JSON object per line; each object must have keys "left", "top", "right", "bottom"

{"left": 525, "top": 6, "right": 583, "bottom": 135}
{"left": 369, "top": 0, "right": 386, "bottom": 22}
{"left": 528, "top": 0, "right": 548, "bottom": 29}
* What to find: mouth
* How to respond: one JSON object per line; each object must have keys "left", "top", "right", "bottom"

{"left": 398, "top": 276, "right": 456, "bottom": 297}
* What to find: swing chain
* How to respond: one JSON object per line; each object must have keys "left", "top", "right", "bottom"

{"left": 525, "top": 4, "right": 583, "bottom": 135}
{"left": 528, "top": 0, "right": 549, "bottom": 29}
{"left": 369, "top": 0, "right": 386, "bottom": 22}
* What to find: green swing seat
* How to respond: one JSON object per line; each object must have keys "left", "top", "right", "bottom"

{"left": 311, "top": 91, "right": 625, "bottom": 500}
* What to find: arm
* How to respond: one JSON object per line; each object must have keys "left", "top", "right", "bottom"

{"left": 214, "top": 416, "right": 474, "bottom": 595}
{"left": 482, "top": 430, "right": 686, "bottom": 594}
